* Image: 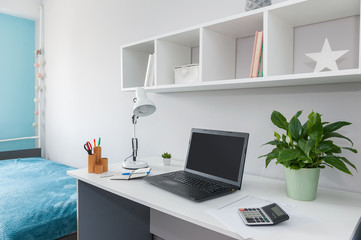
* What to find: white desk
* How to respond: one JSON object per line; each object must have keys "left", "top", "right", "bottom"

{"left": 68, "top": 157, "right": 361, "bottom": 240}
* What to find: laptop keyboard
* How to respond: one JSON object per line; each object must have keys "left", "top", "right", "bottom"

{"left": 163, "top": 171, "right": 229, "bottom": 193}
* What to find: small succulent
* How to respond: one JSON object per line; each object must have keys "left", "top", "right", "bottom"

{"left": 162, "top": 152, "right": 172, "bottom": 159}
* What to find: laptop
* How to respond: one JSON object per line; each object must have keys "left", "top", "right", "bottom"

{"left": 145, "top": 128, "right": 249, "bottom": 202}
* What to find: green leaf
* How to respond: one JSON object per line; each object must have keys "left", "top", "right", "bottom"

{"left": 301, "top": 121, "right": 308, "bottom": 138}
{"left": 263, "top": 148, "right": 279, "bottom": 168}
{"left": 294, "top": 110, "right": 303, "bottom": 118}
{"left": 298, "top": 162, "right": 306, "bottom": 168}
{"left": 323, "top": 121, "right": 351, "bottom": 133}
{"left": 271, "top": 111, "right": 289, "bottom": 131}
{"left": 289, "top": 116, "right": 302, "bottom": 141}
{"left": 298, "top": 138, "right": 315, "bottom": 157}
{"left": 262, "top": 140, "right": 280, "bottom": 146}
{"left": 323, "top": 155, "right": 352, "bottom": 175}
{"left": 338, "top": 156, "right": 357, "bottom": 171}
{"left": 342, "top": 147, "right": 358, "bottom": 154}
{"left": 298, "top": 154, "right": 313, "bottom": 164}
{"left": 316, "top": 141, "right": 333, "bottom": 153}
{"left": 289, "top": 164, "right": 301, "bottom": 170}
{"left": 274, "top": 132, "right": 281, "bottom": 141}
{"left": 330, "top": 145, "right": 341, "bottom": 154}
{"left": 323, "top": 132, "right": 354, "bottom": 146}
{"left": 277, "top": 149, "right": 301, "bottom": 163}
{"left": 307, "top": 112, "right": 323, "bottom": 146}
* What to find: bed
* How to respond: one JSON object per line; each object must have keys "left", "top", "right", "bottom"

{"left": 0, "top": 148, "right": 77, "bottom": 240}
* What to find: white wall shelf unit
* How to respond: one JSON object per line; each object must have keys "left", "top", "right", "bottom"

{"left": 121, "top": 0, "right": 361, "bottom": 93}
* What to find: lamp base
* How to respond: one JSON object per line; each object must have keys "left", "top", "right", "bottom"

{"left": 122, "top": 160, "right": 148, "bottom": 169}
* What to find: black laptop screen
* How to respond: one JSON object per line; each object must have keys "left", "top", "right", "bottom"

{"left": 185, "top": 131, "right": 246, "bottom": 182}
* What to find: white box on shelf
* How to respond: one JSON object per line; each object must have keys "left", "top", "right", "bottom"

{"left": 174, "top": 64, "right": 199, "bottom": 84}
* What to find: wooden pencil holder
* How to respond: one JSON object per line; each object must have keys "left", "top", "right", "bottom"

{"left": 100, "top": 158, "right": 108, "bottom": 172}
{"left": 88, "top": 155, "right": 96, "bottom": 173}
{"left": 94, "top": 164, "right": 103, "bottom": 174}
{"left": 93, "top": 147, "right": 102, "bottom": 164}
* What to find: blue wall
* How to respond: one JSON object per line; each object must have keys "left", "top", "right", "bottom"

{"left": 0, "top": 13, "right": 35, "bottom": 151}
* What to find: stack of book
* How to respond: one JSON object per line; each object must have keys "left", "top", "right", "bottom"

{"left": 249, "top": 31, "right": 263, "bottom": 78}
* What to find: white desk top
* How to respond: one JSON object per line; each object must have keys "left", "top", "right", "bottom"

{"left": 68, "top": 157, "right": 361, "bottom": 240}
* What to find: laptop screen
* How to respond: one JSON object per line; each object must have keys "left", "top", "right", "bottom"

{"left": 184, "top": 128, "right": 249, "bottom": 187}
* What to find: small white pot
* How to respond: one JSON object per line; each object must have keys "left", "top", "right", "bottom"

{"left": 163, "top": 158, "right": 171, "bottom": 166}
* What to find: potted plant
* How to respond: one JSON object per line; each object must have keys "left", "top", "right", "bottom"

{"left": 259, "top": 110, "right": 358, "bottom": 201}
{"left": 162, "top": 152, "right": 172, "bottom": 166}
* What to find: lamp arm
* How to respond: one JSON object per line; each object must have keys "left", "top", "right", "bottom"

{"left": 132, "top": 115, "right": 139, "bottom": 162}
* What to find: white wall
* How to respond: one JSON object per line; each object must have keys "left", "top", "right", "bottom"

{"left": 42, "top": 0, "right": 361, "bottom": 193}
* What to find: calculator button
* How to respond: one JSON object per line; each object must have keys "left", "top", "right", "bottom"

{"left": 246, "top": 218, "right": 255, "bottom": 223}
{"left": 240, "top": 209, "right": 244, "bottom": 211}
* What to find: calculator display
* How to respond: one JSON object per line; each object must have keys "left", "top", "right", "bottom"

{"left": 271, "top": 205, "right": 285, "bottom": 216}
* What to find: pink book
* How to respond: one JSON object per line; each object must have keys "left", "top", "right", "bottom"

{"left": 249, "top": 31, "right": 258, "bottom": 78}
{"left": 252, "top": 31, "right": 263, "bottom": 78}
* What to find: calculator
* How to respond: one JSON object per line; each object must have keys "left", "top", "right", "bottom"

{"left": 238, "top": 203, "right": 289, "bottom": 226}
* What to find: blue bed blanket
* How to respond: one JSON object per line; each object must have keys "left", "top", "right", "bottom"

{"left": 0, "top": 158, "right": 77, "bottom": 240}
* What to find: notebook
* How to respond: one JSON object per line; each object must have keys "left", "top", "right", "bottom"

{"left": 145, "top": 128, "right": 249, "bottom": 202}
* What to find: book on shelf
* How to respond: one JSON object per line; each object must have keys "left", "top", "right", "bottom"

{"left": 144, "top": 54, "right": 155, "bottom": 86}
{"left": 258, "top": 44, "right": 263, "bottom": 77}
{"left": 249, "top": 31, "right": 258, "bottom": 78}
{"left": 249, "top": 31, "right": 263, "bottom": 78}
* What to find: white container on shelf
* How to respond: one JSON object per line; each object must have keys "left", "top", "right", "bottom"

{"left": 174, "top": 64, "right": 199, "bottom": 84}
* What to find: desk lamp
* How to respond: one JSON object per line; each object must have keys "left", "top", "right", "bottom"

{"left": 123, "top": 87, "right": 156, "bottom": 169}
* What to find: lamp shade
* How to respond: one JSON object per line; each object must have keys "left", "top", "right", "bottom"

{"left": 133, "top": 88, "right": 156, "bottom": 117}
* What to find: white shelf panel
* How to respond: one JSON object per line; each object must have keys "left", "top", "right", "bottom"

{"left": 270, "top": 0, "right": 360, "bottom": 27}
{"left": 159, "top": 29, "right": 199, "bottom": 47}
{"left": 205, "top": 12, "right": 263, "bottom": 39}
{"left": 122, "top": 69, "right": 361, "bottom": 93}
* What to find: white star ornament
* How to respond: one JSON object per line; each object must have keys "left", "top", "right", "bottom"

{"left": 305, "top": 38, "right": 349, "bottom": 72}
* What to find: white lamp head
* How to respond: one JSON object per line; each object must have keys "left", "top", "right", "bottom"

{"left": 133, "top": 87, "right": 156, "bottom": 117}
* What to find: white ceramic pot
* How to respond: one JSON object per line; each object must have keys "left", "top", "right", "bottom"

{"left": 163, "top": 158, "right": 171, "bottom": 166}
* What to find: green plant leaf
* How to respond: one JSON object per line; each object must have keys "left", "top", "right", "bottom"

{"left": 307, "top": 112, "right": 323, "bottom": 147}
{"left": 323, "top": 132, "right": 354, "bottom": 146}
{"left": 301, "top": 121, "right": 308, "bottom": 138}
{"left": 298, "top": 138, "right": 315, "bottom": 157}
{"left": 277, "top": 149, "right": 301, "bottom": 163}
{"left": 316, "top": 140, "right": 333, "bottom": 153}
{"left": 323, "top": 121, "right": 351, "bottom": 133}
{"left": 297, "top": 154, "right": 313, "bottom": 164}
{"left": 274, "top": 132, "right": 281, "bottom": 141}
{"left": 271, "top": 111, "right": 289, "bottom": 131}
{"left": 259, "top": 148, "right": 278, "bottom": 159}
{"left": 338, "top": 156, "right": 357, "bottom": 171}
{"left": 294, "top": 110, "right": 303, "bottom": 118}
{"left": 298, "top": 162, "right": 306, "bottom": 168}
{"left": 323, "top": 155, "right": 352, "bottom": 175}
{"left": 289, "top": 116, "right": 302, "bottom": 141}
{"left": 342, "top": 147, "right": 358, "bottom": 153}
{"left": 263, "top": 148, "right": 279, "bottom": 168}
{"left": 289, "top": 164, "right": 301, "bottom": 170}
{"left": 262, "top": 140, "right": 280, "bottom": 146}
{"left": 330, "top": 145, "right": 341, "bottom": 154}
